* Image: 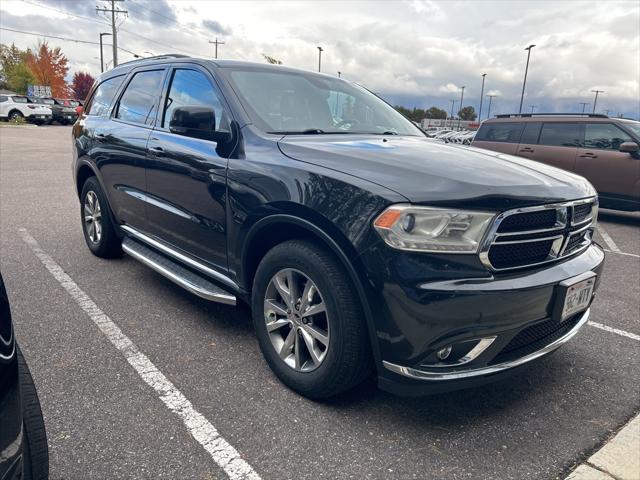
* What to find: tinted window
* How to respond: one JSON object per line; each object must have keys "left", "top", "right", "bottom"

{"left": 584, "top": 123, "right": 632, "bottom": 150}
{"left": 163, "top": 69, "right": 229, "bottom": 131}
{"left": 475, "top": 122, "right": 524, "bottom": 143}
{"left": 520, "top": 122, "right": 542, "bottom": 144}
{"left": 85, "top": 75, "right": 124, "bottom": 116}
{"left": 11, "top": 96, "right": 28, "bottom": 103}
{"left": 539, "top": 123, "right": 581, "bottom": 147}
{"left": 116, "top": 70, "right": 164, "bottom": 125}
{"left": 0, "top": 96, "right": 7, "bottom": 103}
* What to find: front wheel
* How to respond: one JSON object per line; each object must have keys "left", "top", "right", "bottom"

{"left": 252, "top": 240, "right": 372, "bottom": 399}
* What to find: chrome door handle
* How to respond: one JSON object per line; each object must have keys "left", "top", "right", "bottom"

{"left": 149, "top": 146, "right": 164, "bottom": 153}
{"left": 519, "top": 148, "right": 534, "bottom": 153}
{"left": 579, "top": 153, "right": 597, "bottom": 158}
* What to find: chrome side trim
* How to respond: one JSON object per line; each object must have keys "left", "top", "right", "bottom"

{"left": 122, "top": 241, "right": 237, "bottom": 305}
{"left": 121, "top": 225, "right": 238, "bottom": 290}
{"left": 422, "top": 336, "right": 496, "bottom": 368}
{"left": 383, "top": 308, "right": 590, "bottom": 381}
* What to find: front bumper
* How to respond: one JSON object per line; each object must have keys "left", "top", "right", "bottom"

{"left": 364, "top": 243, "right": 605, "bottom": 395}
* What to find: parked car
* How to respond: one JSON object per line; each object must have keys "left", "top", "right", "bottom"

{"left": 472, "top": 113, "right": 640, "bottom": 211}
{"left": 73, "top": 55, "right": 603, "bottom": 398}
{"left": 27, "top": 97, "right": 77, "bottom": 125}
{"left": 0, "top": 95, "right": 51, "bottom": 125}
{"left": 0, "top": 273, "right": 49, "bottom": 480}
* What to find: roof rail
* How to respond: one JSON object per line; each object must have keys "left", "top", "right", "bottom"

{"left": 495, "top": 113, "right": 608, "bottom": 119}
{"left": 115, "top": 54, "right": 190, "bottom": 68}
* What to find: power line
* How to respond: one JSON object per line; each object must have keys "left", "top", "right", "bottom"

{"left": 0, "top": 27, "right": 142, "bottom": 58}
{"left": 21, "top": 0, "right": 109, "bottom": 26}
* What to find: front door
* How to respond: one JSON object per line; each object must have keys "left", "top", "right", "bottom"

{"left": 531, "top": 122, "right": 582, "bottom": 172}
{"left": 575, "top": 123, "right": 639, "bottom": 201}
{"left": 145, "top": 66, "right": 233, "bottom": 271}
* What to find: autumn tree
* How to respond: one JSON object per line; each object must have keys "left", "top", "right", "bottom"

{"left": 25, "top": 41, "right": 69, "bottom": 97}
{"left": 0, "top": 43, "right": 35, "bottom": 94}
{"left": 71, "top": 72, "right": 95, "bottom": 100}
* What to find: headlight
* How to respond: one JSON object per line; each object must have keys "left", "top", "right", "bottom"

{"left": 373, "top": 205, "right": 495, "bottom": 253}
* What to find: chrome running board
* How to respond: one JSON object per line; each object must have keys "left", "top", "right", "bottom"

{"left": 122, "top": 237, "right": 236, "bottom": 306}
{"left": 383, "top": 308, "right": 590, "bottom": 381}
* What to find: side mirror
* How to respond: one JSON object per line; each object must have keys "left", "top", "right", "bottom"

{"left": 169, "top": 106, "right": 231, "bottom": 143}
{"left": 619, "top": 142, "right": 639, "bottom": 154}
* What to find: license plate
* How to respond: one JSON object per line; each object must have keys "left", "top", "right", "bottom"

{"left": 555, "top": 273, "right": 596, "bottom": 321}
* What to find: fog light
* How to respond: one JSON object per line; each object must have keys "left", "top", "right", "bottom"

{"left": 436, "top": 346, "right": 452, "bottom": 360}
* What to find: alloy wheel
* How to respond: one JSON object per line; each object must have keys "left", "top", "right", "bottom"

{"left": 83, "top": 191, "right": 102, "bottom": 244}
{"left": 264, "top": 268, "right": 330, "bottom": 372}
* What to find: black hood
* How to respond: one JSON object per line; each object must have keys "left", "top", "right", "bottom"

{"left": 278, "top": 135, "right": 596, "bottom": 210}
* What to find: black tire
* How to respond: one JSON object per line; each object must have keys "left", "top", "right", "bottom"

{"left": 9, "top": 110, "right": 23, "bottom": 121}
{"left": 17, "top": 346, "right": 49, "bottom": 480}
{"left": 252, "top": 240, "right": 372, "bottom": 399}
{"left": 80, "top": 176, "right": 122, "bottom": 258}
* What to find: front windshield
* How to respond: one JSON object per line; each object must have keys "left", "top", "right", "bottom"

{"left": 227, "top": 68, "right": 422, "bottom": 136}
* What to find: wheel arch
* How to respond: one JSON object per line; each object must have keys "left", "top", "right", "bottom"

{"left": 240, "top": 213, "right": 382, "bottom": 365}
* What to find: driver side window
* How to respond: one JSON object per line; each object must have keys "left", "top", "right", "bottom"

{"left": 162, "top": 69, "right": 229, "bottom": 132}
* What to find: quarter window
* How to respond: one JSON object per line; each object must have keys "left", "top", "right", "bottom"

{"left": 474, "top": 123, "right": 524, "bottom": 143}
{"left": 538, "top": 123, "right": 582, "bottom": 147}
{"left": 584, "top": 123, "right": 632, "bottom": 150}
{"left": 116, "top": 70, "right": 165, "bottom": 125}
{"left": 162, "top": 69, "right": 229, "bottom": 131}
{"left": 85, "top": 75, "right": 124, "bottom": 116}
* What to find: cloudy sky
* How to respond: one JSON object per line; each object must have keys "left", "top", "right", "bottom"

{"left": 1, "top": 0, "right": 638, "bottom": 118}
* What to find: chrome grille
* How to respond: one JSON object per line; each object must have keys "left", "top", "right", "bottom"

{"left": 480, "top": 198, "right": 597, "bottom": 271}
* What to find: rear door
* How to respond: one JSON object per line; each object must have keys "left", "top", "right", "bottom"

{"left": 530, "top": 122, "right": 582, "bottom": 171}
{"left": 98, "top": 67, "right": 167, "bottom": 230}
{"left": 575, "top": 122, "right": 639, "bottom": 200}
{"left": 472, "top": 122, "right": 523, "bottom": 154}
{"left": 145, "top": 65, "right": 233, "bottom": 271}
{"left": 515, "top": 121, "right": 542, "bottom": 159}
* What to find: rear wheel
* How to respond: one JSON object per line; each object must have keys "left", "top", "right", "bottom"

{"left": 18, "top": 347, "right": 49, "bottom": 480}
{"left": 252, "top": 240, "right": 372, "bottom": 399}
{"left": 9, "top": 110, "right": 23, "bottom": 121}
{"left": 80, "top": 177, "right": 122, "bottom": 258}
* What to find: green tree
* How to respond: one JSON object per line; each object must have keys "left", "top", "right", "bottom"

{"left": 0, "top": 43, "right": 34, "bottom": 93}
{"left": 458, "top": 106, "right": 477, "bottom": 121}
{"left": 425, "top": 106, "right": 447, "bottom": 119}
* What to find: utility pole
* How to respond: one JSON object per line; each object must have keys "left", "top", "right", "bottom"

{"left": 209, "top": 38, "right": 225, "bottom": 59}
{"left": 519, "top": 44, "right": 535, "bottom": 114}
{"left": 486, "top": 94, "right": 496, "bottom": 119}
{"left": 317, "top": 46, "right": 323, "bottom": 72}
{"left": 458, "top": 86, "right": 465, "bottom": 129}
{"left": 478, "top": 73, "right": 486, "bottom": 121}
{"left": 591, "top": 90, "right": 604, "bottom": 114}
{"left": 99, "top": 33, "right": 112, "bottom": 73}
{"left": 579, "top": 102, "right": 589, "bottom": 114}
{"left": 96, "top": 0, "right": 127, "bottom": 68}
{"left": 529, "top": 105, "right": 537, "bottom": 113}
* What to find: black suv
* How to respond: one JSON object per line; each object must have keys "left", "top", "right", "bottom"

{"left": 72, "top": 55, "right": 604, "bottom": 398}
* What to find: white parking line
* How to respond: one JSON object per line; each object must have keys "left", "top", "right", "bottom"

{"left": 597, "top": 225, "right": 621, "bottom": 253}
{"left": 603, "top": 249, "right": 640, "bottom": 259}
{"left": 18, "top": 228, "right": 260, "bottom": 480}
{"left": 588, "top": 321, "right": 640, "bottom": 342}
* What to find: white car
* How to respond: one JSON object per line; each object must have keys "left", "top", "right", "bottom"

{"left": 0, "top": 95, "right": 52, "bottom": 124}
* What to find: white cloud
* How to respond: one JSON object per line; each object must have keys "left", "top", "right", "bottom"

{"left": 0, "top": 0, "right": 637, "bottom": 117}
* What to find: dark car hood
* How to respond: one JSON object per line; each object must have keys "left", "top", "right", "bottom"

{"left": 277, "top": 135, "right": 595, "bottom": 210}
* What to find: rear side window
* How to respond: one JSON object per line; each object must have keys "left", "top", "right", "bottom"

{"left": 475, "top": 122, "right": 524, "bottom": 143}
{"left": 584, "top": 123, "right": 632, "bottom": 150}
{"left": 520, "top": 122, "right": 542, "bottom": 144}
{"left": 539, "top": 123, "right": 581, "bottom": 147}
{"left": 116, "top": 70, "right": 165, "bottom": 126}
{"left": 0, "top": 96, "right": 7, "bottom": 103}
{"left": 11, "top": 96, "right": 28, "bottom": 104}
{"left": 85, "top": 75, "right": 124, "bottom": 116}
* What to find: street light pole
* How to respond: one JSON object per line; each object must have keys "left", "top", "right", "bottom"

{"left": 317, "top": 46, "right": 323, "bottom": 72}
{"left": 449, "top": 99, "right": 456, "bottom": 128}
{"left": 579, "top": 102, "right": 589, "bottom": 114}
{"left": 458, "top": 86, "right": 465, "bottom": 129}
{"left": 99, "top": 32, "right": 112, "bottom": 73}
{"left": 529, "top": 105, "right": 537, "bottom": 113}
{"left": 337, "top": 71, "right": 341, "bottom": 78}
{"left": 478, "top": 73, "right": 486, "bottom": 120}
{"left": 591, "top": 90, "right": 604, "bottom": 114}
{"left": 486, "top": 94, "right": 496, "bottom": 118}
{"left": 519, "top": 44, "right": 536, "bottom": 114}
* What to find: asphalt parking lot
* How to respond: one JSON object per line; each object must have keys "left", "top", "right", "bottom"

{"left": 1, "top": 125, "right": 638, "bottom": 480}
